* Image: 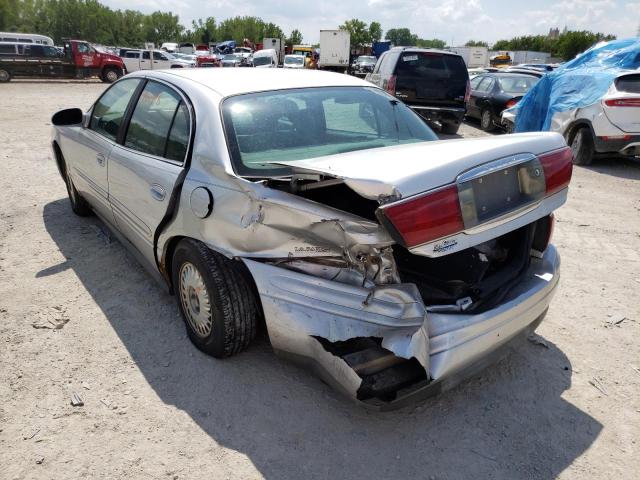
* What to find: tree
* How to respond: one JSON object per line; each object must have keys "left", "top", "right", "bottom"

{"left": 465, "top": 40, "right": 488, "bottom": 47}
{"left": 368, "top": 21, "right": 382, "bottom": 43}
{"left": 385, "top": 28, "right": 417, "bottom": 46}
{"left": 416, "top": 38, "right": 446, "bottom": 49}
{"left": 287, "top": 29, "right": 303, "bottom": 47}
{"left": 339, "top": 18, "right": 370, "bottom": 49}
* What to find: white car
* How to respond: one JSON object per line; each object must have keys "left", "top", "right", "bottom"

{"left": 51, "top": 69, "right": 571, "bottom": 407}
{"left": 252, "top": 48, "right": 278, "bottom": 68}
{"left": 283, "top": 54, "right": 305, "bottom": 69}
{"left": 503, "top": 71, "right": 640, "bottom": 164}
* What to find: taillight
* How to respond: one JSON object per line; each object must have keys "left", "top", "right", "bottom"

{"left": 464, "top": 80, "right": 471, "bottom": 103}
{"left": 506, "top": 99, "right": 518, "bottom": 108}
{"left": 604, "top": 98, "right": 640, "bottom": 107}
{"left": 386, "top": 75, "right": 397, "bottom": 95}
{"left": 539, "top": 147, "right": 573, "bottom": 196}
{"left": 381, "top": 185, "right": 463, "bottom": 248}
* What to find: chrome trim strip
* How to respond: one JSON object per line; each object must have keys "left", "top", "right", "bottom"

{"left": 456, "top": 153, "right": 537, "bottom": 183}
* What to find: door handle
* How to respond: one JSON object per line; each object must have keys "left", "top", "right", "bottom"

{"left": 96, "top": 153, "right": 105, "bottom": 166}
{"left": 150, "top": 184, "right": 166, "bottom": 201}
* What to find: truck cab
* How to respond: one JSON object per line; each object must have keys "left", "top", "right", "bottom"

{"left": 0, "top": 39, "right": 124, "bottom": 82}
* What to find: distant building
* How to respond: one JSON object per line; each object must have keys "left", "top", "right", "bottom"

{"left": 548, "top": 28, "right": 560, "bottom": 40}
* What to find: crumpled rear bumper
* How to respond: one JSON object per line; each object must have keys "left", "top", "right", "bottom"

{"left": 243, "top": 245, "right": 560, "bottom": 409}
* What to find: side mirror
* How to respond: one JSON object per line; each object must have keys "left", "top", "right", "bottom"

{"left": 52, "top": 108, "right": 84, "bottom": 126}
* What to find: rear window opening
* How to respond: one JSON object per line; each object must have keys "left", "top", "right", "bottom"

{"left": 394, "top": 52, "right": 467, "bottom": 80}
{"left": 616, "top": 74, "right": 640, "bottom": 94}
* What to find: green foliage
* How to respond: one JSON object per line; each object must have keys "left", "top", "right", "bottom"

{"left": 368, "top": 21, "right": 382, "bottom": 43}
{"left": 286, "top": 29, "right": 303, "bottom": 47}
{"left": 492, "top": 30, "right": 616, "bottom": 60}
{"left": 465, "top": 40, "right": 488, "bottom": 47}
{"left": 339, "top": 18, "right": 370, "bottom": 48}
{"left": 385, "top": 28, "right": 417, "bottom": 46}
{"left": 416, "top": 38, "right": 446, "bottom": 49}
{"left": 2, "top": 1, "right": 286, "bottom": 47}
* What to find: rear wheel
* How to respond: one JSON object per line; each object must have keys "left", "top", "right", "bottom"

{"left": 480, "top": 108, "right": 495, "bottom": 132}
{"left": 172, "top": 239, "right": 257, "bottom": 358}
{"left": 0, "top": 68, "right": 11, "bottom": 82}
{"left": 569, "top": 127, "right": 594, "bottom": 166}
{"left": 102, "top": 67, "right": 121, "bottom": 83}
{"left": 440, "top": 122, "right": 460, "bottom": 135}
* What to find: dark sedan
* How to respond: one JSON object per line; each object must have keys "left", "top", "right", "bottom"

{"left": 467, "top": 73, "right": 540, "bottom": 131}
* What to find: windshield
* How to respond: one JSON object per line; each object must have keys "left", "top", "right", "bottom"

{"left": 285, "top": 56, "right": 304, "bottom": 65}
{"left": 222, "top": 86, "right": 438, "bottom": 177}
{"left": 224, "top": 54, "right": 239, "bottom": 60}
{"left": 253, "top": 56, "right": 272, "bottom": 66}
{"left": 498, "top": 76, "right": 539, "bottom": 94}
{"left": 357, "top": 56, "right": 376, "bottom": 64}
{"left": 292, "top": 49, "right": 310, "bottom": 57}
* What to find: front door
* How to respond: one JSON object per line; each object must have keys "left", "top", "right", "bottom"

{"left": 152, "top": 51, "right": 173, "bottom": 69}
{"left": 108, "top": 80, "right": 191, "bottom": 265}
{"left": 62, "top": 78, "right": 142, "bottom": 220}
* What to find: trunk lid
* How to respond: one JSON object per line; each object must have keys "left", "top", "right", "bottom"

{"left": 277, "top": 132, "right": 567, "bottom": 200}
{"left": 603, "top": 73, "right": 640, "bottom": 133}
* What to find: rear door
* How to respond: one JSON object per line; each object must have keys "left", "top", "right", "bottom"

{"left": 62, "top": 78, "right": 143, "bottom": 221}
{"left": 603, "top": 74, "right": 640, "bottom": 133}
{"left": 139, "top": 51, "right": 151, "bottom": 70}
{"left": 394, "top": 52, "right": 468, "bottom": 108}
{"left": 108, "top": 80, "right": 191, "bottom": 265}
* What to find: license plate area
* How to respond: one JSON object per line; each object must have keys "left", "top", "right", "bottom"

{"left": 457, "top": 154, "right": 545, "bottom": 228}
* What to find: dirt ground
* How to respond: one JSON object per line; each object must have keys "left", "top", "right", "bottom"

{"left": 1, "top": 80, "right": 639, "bottom": 480}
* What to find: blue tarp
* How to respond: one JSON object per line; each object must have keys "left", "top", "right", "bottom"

{"left": 514, "top": 38, "right": 640, "bottom": 132}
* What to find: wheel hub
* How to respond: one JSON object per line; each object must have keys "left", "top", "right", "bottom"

{"left": 179, "top": 262, "right": 212, "bottom": 337}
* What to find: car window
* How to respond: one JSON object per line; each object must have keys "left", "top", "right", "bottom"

{"left": 43, "top": 46, "right": 59, "bottom": 57}
{"left": 222, "top": 86, "right": 438, "bottom": 177}
{"left": 76, "top": 43, "right": 90, "bottom": 54}
{"left": 165, "top": 103, "right": 190, "bottom": 161}
{"left": 0, "top": 44, "right": 16, "bottom": 54}
{"left": 153, "top": 51, "right": 167, "bottom": 61}
{"left": 395, "top": 52, "right": 467, "bottom": 80}
{"left": 125, "top": 51, "right": 139, "bottom": 58}
{"left": 25, "top": 45, "right": 45, "bottom": 57}
{"left": 90, "top": 78, "right": 142, "bottom": 141}
{"left": 142, "top": 51, "right": 150, "bottom": 60}
{"left": 125, "top": 81, "right": 186, "bottom": 160}
{"left": 470, "top": 75, "right": 484, "bottom": 89}
{"left": 476, "top": 77, "right": 494, "bottom": 93}
{"left": 498, "top": 76, "right": 538, "bottom": 94}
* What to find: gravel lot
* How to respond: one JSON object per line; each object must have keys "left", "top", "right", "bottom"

{"left": 1, "top": 80, "right": 639, "bottom": 480}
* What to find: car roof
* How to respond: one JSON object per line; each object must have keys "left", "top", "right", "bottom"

{"left": 144, "top": 68, "right": 372, "bottom": 97}
{"left": 388, "top": 46, "right": 460, "bottom": 57}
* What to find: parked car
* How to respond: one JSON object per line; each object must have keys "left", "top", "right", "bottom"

{"left": 221, "top": 53, "right": 248, "bottom": 67}
{"left": 51, "top": 69, "right": 571, "bottom": 407}
{"left": 503, "top": 71, "right": 640, "bottom": 164}
{"left": 503, "top": 66, "right": 546, "bottom": 77}
{"left": 121, "top": 49, "right": 195, "bottom": 73}
{"left": 282, "top": 54, "right": 305, "bottom": 69}
{"left": 0, "top": 39, "right": 124, "bottom": 83}
{"left": 351, "top": 55, "right": 377, "bottom": 76}
{"left": 467, "top": 67, "right": 499, "bottom": 78}
{"left": 467, "top": 72, "right": 540, "bottom": 131}
{"left": 366, "top": 47, "right": 470, "bottom": 134}
{"left": 252, "top": 48, "right": 278, "bottom": 68}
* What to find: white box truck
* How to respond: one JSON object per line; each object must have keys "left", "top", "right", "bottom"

{"left": 262, "top": 38, "right": 284, "bottom": 64}
{"left": 449, "top": 46, "right": 488, "bottom": 68}
{"left": 319, "top": 29, "right": 350, "bottom": 72}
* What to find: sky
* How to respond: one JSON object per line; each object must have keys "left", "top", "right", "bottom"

{"left": 101, "top": 0, "right": 639, "bottom": 45}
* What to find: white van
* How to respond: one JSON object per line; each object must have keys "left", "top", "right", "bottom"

{"left": 0, "top": 32, "right": 54, "bottom": 46}
{"left": 252, "top": 49, "right": 278, "bottom": 68}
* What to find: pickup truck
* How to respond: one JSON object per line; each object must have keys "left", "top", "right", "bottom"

{"left": 0, "top": 39, "right": 124, "bottom": 83}
{"left": 121, "top": 50, "right": 195, "bottom": 73}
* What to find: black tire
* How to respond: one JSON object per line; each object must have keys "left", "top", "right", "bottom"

{"left": 568, "top": 127, "right": 594, "bottom": 166}
{"left": 172, "top": 239, "right": 257, "bottom": 358}
{"left": 440, "top": 122, "right": 460, "bottom": 135}
{"left": 0, "top": 68, "right": 11, "bottom": 82}
{"left": 480, "top": 108, "right": 495, "bottom": 132}
{"left": 102, "top": 67, "right": 121, "bottom": 83}
{"left": 61, "top": 156, "right": 92, "bottom": 216}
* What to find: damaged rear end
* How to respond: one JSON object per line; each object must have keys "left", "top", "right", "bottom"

{"left": 240, "top": 131, "right": 571, "bottom": 408}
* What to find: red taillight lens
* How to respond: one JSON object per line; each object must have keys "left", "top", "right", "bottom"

{"left": 382, "top": 185, "right": 464, "bottom": 248}
{"left": 604, "top": 98, "right": 640, "bottom": 107}
{"left": 464, "top": 80, "right": 471, "bottom": 103}
{"left": 506, "top": 98, "right": 518, "bottom": 108}
{"left": 539, "top": 147, "right": 573, "bottom": 196}
{"left": 386, "top": 75, "right": 397, "bottom": 95}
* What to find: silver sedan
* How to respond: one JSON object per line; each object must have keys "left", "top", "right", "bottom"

{"left": 51, "top": 69, "right": 572, "bottom": 408}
